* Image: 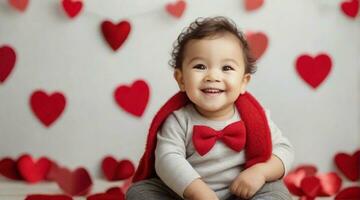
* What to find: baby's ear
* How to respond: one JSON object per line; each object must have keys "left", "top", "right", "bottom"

{"left": 240, "top": 73, "right": 251, "bottom": 94}
{"left": 174, "top": 69, "right": 185, "bottom": 91}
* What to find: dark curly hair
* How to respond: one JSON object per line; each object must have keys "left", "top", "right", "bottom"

{"left": 169, "top": 16, "right": 257, "bottom": 74}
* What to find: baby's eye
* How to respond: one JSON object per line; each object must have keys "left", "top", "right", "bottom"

{"left": 222, "top": 65, "right": 234, "bottom": 71}
{"left": 193, "top": 64, "right": 206, "bottom": 70}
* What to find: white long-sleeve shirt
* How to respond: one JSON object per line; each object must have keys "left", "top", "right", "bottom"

{"left": 155, "top": 103, "right": 294, "bottom": 200}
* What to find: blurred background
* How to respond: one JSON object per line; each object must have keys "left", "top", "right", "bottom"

{"left": 0, "top": 0, "right": 359, "bottom": 178}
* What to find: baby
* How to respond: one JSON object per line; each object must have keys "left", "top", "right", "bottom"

{"left": 126, "top": 16, "right": 294, "bottom": 200}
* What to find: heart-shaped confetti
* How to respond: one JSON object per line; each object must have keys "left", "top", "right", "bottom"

{"left": 246, "top": 32, "right": 268, "bottom": 60}
{"left": 17, "top": 154, "right": 52, "bottom": 183}
{"left": 30, "top": 90, "right": 66, "bottom": 127}
{"left": 61, "top": 0, "right": 83, "bottom": 19}
{"left": 165, "top": 0, "right": 186, "bottom": 18}
{"left": 114, "top": 79, "right": 150, "bottom": 117}
{"left": 300, "top": 176, "right": 321, "bottom": 197}
{"left": 244, "top": 0, "right": 264, "bottom": 11}
{"left": 102, "top": 156, "right": 135, "bottom": 181}
{"left": 284, "top": 165, "right": 318, "bottom": 196}
{"left": 340, "top": 0, "right": 359, "bottom": 19}
{"left": 335, "top": 186, "right": 360, "bottom": 200}
{"left": 0, "top": 45, "right": 16, "bottom": 83}
{"left": 317, "top": 172, "right": 342, "bottom": 196}
{"left": 25, "top": 194, "right": 73, "bottom": 200}
{"left": 334, "top": 150, "right": 360, "bottom": 181}
{"left": 295, "top": 53, "right": 332, "bottom": 89}
{"left": 0, "top": 157, "right": 22, "bottom": 180}
{"left": 53, "top": 167, "right": 92, "bottom": 196}
{"left": 101, "top": 20, "right": 131, "bottom": 51}
{"left": 8, "top": 0, "right": 29, "bottom": 12}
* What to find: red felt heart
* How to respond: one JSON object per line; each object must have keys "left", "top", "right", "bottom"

{"left": 334, "top": 150, "right": 360, "bottom": 181}
{"left": 101, "top": 20, "right": 131, "bottom": 51}
{"left": 30, "top": 90, "right": 66, "bottom": 127}
{"left": 25, "top": 194, "right": 73, "bottom": 200}
{"left": 114, "top": 80, "right": 150, "bottom": 117}
{"left": 300, "top": 176, "right": 321, "bottom": 197}
{"left": 244, "top": 0, "right": 264, "bottom": 11}
{"left": 102, "top": 156, "right": 135, "bottom": 181}
{"left": 53, "top": 167, "right": 92, "bottom": 196}
{"left": 284, "top": 165, "right": 318, "bottom": 196}
{"left": 340, "top": 0, "right": 359, "bottom": 19}
{"left": 165, "top": 0, "right": 186, "bottom": 18}
{"left": 87, "top": 187, "right": 124, "bottom": 200}
{"left": 0, "top": 45, "right": 16, "bottom": 83}
{"left": 246, "top": 32, "right": 268, "bottom": 60}
{"left": 61, "top": 0, "right": 83, "bottom": 19}
{"left": 8, "top": 0, "right": 29, "bottom": 12}
{"left": 295, "top": 53, "right": 332, "bottom": 89}
{"left": 335, "top": 186, "right": 360, "bottom": 200}
{"left": 317, "top": 172, "right": 342, "bottom": 196}
{"left": 0, "top": 157, "right": 22, "bottom": 180}
{"left": 17, "top": 154, "right": 51, "bottom": 183}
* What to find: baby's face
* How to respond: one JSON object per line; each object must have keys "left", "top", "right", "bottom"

{"left": 174, "top": 32, "right": 250, "bottom": 120}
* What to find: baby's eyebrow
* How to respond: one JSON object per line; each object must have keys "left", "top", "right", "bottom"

{"left": 222, "top": 58, "right": 240, "bottom": 65}
{"left": 187, "top": 56, "right": 205, "bottom": 63}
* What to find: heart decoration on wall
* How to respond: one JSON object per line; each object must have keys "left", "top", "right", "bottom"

{"left": 340, "top": 0, "right": 359, "bottom": 19}
{"left": 334, "top": 149, "right": 360, "bottom": 181}
{"left": 101, "top": 156, "right": 135, "bottom": 181}
{"left": 0, "top": 45, "right": 16, "bottom": 83}
{"left": 165, "top": 0, "right": 186, "bottom": 18}
{"left": 30, "top": 90, "right": 66, "bottom": 127}
{"left": 61, "top": 0, "right": 83, "bottom": 19}
{"left": 244, "top": 0, "right": 264, "bottom": 11}
{"left": 8, "top": 0, "right": 29, "bottom": 12}
{"left": 101, "top": 20, "right": 131, "bottom": 51}
{"left": 295, "top": 53, "right": 332, "bottom": 89}
{"left": 245, "top": 32, "right": 268, "bottom": 60}
{"left": 17, "top": 154, "right": 52, "bottom": 183}
{"left": 114, "top": 79, "right": 150, "bottom": 117}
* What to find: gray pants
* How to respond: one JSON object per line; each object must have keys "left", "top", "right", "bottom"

{"left": 126, "top": 178, "right": 292, "bottom": 200}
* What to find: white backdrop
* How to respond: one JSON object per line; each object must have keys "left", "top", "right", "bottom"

{"left": 0, "top": 0, "right": 359, "bottom": 177}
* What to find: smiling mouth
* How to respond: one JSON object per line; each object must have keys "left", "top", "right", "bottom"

{"left": 201, "top": 88, "right": 225, "bottom": 94}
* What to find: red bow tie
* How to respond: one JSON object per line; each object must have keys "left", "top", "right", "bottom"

{"left": 192, "top": 121, "right": 246, "bottom": 156}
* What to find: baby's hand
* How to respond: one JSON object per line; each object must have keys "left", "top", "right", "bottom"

{"left": 229, "top": 166, "right": 266, "bottom": 199}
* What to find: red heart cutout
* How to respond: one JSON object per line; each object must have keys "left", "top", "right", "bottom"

{"left": 317, "top": 172, "right": 342, "bottom": 196}
{"left": 101, "top": 20, "right": 131, "bottom": 51}
{"left": 340, "top": 0, "right": 359, "bottom": 19}
{"left": 53, "top": 167, "right": 92, "bottom": 196}
{"left": 114, "top": 80, "right": 150, "bottom": 117}
{"left": 244, "top": 0, "right": 264, "bottom": 11}
{"left": 0, "top": 45, "right": 16, "bottom": 83}
{"left": 334, "top": 150, "right": 360, "bottom": 181}
{"left": 61, "top": 0, "right": 83, "bottom": 19}
{"left": 300, "top": 176, "right": 321, "bottom": 197}
{"left": 335, "top": 186, "right": 360, "bottom": 200}
{"left": 8, "top": 0, "right": 29, "bottom": 12}
{"left": 246, "top": 32, "right": 268, "bottom": 60}
{"left": 284, "top": 165, "right": 318, "bottom": 196}
{"left": 87, "top": 187, "right": 124, "bottom": 200}
{"left": 102, "top": 156, "right": 135, "bottom": 181}
{"left": 295, "top": 53, "right": 332, "bottom": 89}
{"left": 30, "top": 90, "right": 66, "bottom": 127}
{"left": 17, "top": 154, "right": 51, "bottom": 183}
{"left": 0, "top": 157, "right": 22, "bottom": 180}
{"left": 165, "top": 0, "right": 186, "bottom": 18}
{"left": 25, "top": 194, "right": 73, "bottom": 200}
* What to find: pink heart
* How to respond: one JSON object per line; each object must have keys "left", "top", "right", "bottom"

{"left": 61, "top": 0, "right": 83, "bottom": 19}
{"left": 165, "top": 0, "right": 186, "bottom": 18}
{"left": 244, "top": 0, "right": 264, "bottom": 11}
{"left": 246, "top": 32, "right": 268, "bottom": 60}
{"left": 340, "top": 0, "right": 359, "bottom": 19}
{"left": 0, "top": 45, "right": 16, "bottom": 83}
{"left": 317, "top": 172, "right": 342, "bottom": 196}
{"left": 8, "top": 0, "right": 29, "bottom": 12}
{"left": 101, "top": 20, "right": 131, "bottom": 51}
{"left": 30, "top": 90, "right": 66, "bottom": 127}
{"left": 114, "top": 80, "right": 150, "bottom": 117}
{"left": 295, "top": 53, "right": 332, "bottom": 89}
